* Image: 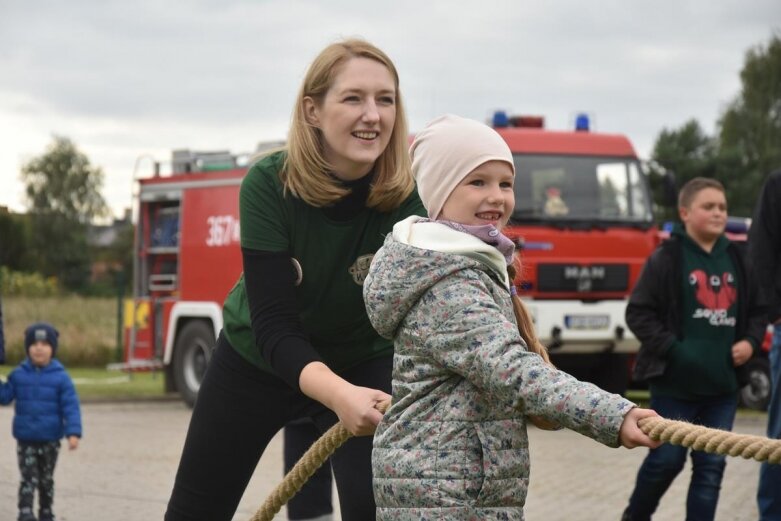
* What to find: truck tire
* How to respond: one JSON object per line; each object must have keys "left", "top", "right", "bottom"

{"left": 739, "top": 356, "right": 771, "bottom": 411}
{"left": 173, "top": 320, "right": 215, "bottom": 408}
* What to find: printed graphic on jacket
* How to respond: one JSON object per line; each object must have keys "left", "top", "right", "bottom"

{"left": 688, "top": 269, "right": 737, "bottom": 326}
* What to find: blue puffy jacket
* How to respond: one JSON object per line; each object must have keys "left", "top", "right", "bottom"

{"left": 0, "top": 358, "right": 82, "bottom": 442}
{"left": 0, "top": 295, "right": 5, "bottom": 364}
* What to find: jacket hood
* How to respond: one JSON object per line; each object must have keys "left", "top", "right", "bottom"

{"left": 672, "top": 222, "right": 729, "bottom": 254}
{"left": 364, "top": 215, "right": 509, "bottom": 339}
{"left": 21, "top": 358, "right": 64, "bottom": 373}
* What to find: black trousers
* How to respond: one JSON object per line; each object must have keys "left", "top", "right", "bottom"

{"left": 17, "top": 441, "right": 59, "bottom": 518}
{"left": 284, "top": 418, "right": 333, "bottom": 519}
{"left": 165, "top": 332, "right": 391, "bottom": 521}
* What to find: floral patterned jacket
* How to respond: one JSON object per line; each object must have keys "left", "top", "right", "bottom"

{"left": 364, "top": 216, "right": 635, "bottom": 520}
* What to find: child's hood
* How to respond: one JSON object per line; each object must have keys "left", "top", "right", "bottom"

{"left": 672, "top": 222, "right": 730, "bottom": 254}
{"left": 20, "top": 357, "right": 65, "bottom": 373}
{"left": 364, "top": 215, "right": 509, "bottom": 339}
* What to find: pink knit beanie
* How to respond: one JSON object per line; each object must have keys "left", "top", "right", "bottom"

{"left": 411, "top": 114, "right": 515, "bottom": 219}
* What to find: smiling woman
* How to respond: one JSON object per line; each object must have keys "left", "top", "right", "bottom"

{"left": 164, "top": 39, "right": 425, "bottom": 521}
{"left": 303, "top": 57, "right": 397, "bottom": 181}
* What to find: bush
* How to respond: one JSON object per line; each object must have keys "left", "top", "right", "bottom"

{"left": 3, "top": 296, "right": 118, "bottom": 367}
{"left": 1, "top": 266, "right": 59, "bottom": 297}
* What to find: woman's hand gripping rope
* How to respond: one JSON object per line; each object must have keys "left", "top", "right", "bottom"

{"left": 249, "top": 399, "right": 391, "bottom": 521}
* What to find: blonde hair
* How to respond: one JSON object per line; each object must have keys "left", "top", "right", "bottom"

{"left": 507, "top": 263, "right": 551, "bottom": 364}
{"left": 283, "top": 39, "right": 414, "bottom": 211}
{"left": 507, "top": 261, "right": 557, "bottom": 430}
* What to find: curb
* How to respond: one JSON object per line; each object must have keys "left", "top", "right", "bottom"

{"left": 80, "top": 393, "right": 183, "bottom": 405}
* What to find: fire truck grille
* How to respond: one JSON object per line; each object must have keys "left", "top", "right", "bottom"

{"left": 537, "top": 264, "right": 629, "bottom": 292}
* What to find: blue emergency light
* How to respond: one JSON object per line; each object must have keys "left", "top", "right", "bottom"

{"left": 575, "top": 113, "right": 590, "bottom": 132}
{"left": 493, "top": 110, "right": 509, "bottom": 128}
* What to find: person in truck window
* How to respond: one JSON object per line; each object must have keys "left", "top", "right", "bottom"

{"left": 621, "top": 177, "right": 766, "bottom": 521}
{"left": 748, "top": 169, "right": 781, "bottom": 521}
{"left": 164, "top": 38, "right": 426, "bottom": 521}
{"left": 543, "top": 184, "right": 569, "bottom": 216}
{"left": 363, "top": 114, "right": 660, "bottom": 520}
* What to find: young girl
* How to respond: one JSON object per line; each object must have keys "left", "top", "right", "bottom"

{"left": 363, "top": 114, "right": 660, "bottom": 520}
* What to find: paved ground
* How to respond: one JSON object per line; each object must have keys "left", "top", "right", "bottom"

{"left": 0, "top": 401, "right": 765, "bottom": 520}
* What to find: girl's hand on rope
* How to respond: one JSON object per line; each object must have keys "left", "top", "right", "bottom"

{"left": 619, "top": 407, "right": 663, "bottom": 449}
{"left": 298, "top": 361, "right": 390, "bottom": 436}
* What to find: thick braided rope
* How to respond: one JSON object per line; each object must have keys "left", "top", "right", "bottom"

{"left": 251, "top": 408, "right": 780, "bottom": 521}
{"left": 639, "top": 417, "right": 781, "bottom": 464}
{"left": 250, "top": 422, "right": 351, "bottom": 521}
{"left": 250, "top": 400, "right": 390, "bottom": 521}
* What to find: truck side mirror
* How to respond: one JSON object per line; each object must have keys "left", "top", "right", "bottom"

{"left": 641, "top": 160, "right": 678, "bottom": 209}
{"left": 662, "top": 170, "right": 677, "bottom": 208}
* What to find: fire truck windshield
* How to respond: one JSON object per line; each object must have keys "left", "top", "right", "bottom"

{"left": 511, "top": 154, "right": 653, "bottom": 225}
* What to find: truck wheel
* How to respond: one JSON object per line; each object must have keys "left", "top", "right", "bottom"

{"left": 173, "top": 321, "right": 215, "bottom": 408}
{"left": 739, "top": 357, "right": 771, "bottom": 411}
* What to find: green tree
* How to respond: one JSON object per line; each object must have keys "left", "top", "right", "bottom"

{"left": 23, "top": 136, "right": 107, "bottom": 222}
{"left": 110, "top": 223, "right": 135, "bottom": 282}
{"left": 21, "top": 136, "right": 108, "bottom": 291}
{"left": 718, "top": 33, "right": 781, "bottom": 216}
{"left": 649, "top": 119, "right": 718, "bottom": 221}
{"left": 88, "top": 221, "right": 135, "bottom": 295}
{"left": 0, "top": 210, "right": 32, "bottom": 270}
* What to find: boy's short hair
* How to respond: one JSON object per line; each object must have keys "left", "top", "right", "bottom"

{"left": 678, "top": 177, "right": 725, "bottom": 209}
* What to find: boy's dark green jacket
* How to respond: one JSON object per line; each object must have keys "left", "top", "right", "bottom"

{"left": 627, "top": 224, "right": 767, "bottom": 385}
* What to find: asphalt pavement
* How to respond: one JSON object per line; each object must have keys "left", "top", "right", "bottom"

{"left": 0, "top": 401, "right": 766, "bottom": 520}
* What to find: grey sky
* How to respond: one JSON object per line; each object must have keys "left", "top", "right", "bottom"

{"left": 1, "top": 0, "right": 778, "bottom": 218}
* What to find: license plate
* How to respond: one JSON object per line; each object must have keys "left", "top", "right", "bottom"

{"left": 564, "top": 314, "right": 610, "bottom": 330}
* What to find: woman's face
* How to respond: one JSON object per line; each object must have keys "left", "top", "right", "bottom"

{"left": 439, "top": 160, "right": 515, "bottom": 230}
{"left": 304, "top": 57, "right": 397, "bottom": 180}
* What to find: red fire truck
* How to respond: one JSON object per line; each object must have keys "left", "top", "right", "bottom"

{"left": 121, "top": 149, "right": 249, "bottom": 405}
{"left": 122, "top": 118, "right": 662, "bottom": 405}
{"left": 492, "top": 111, "right": 661, "bottom": 395}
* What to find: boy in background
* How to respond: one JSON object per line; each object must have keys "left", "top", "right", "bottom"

{"left": 0, "top": 322, "right": 82, "bottom": 521}
{"left": 621, "top": 177, "right": 766, "bottom": 521}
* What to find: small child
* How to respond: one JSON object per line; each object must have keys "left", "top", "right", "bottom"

{"left": 0, "top": 322, "right": 82, "bottom": 521}
{"left": 621, "top": 177, "right": 766, "bottom": 521}
{"left": 363, "top": 114, "right": 660, "bottom": 520}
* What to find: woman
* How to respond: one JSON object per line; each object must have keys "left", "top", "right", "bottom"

{"left": 165, "top": 39, "right": 424, "bottom": 521}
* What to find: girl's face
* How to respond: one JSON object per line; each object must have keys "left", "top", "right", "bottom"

{"left": 439, "top": 160, "right": 515, "bottom": 230}
{"left": 679, "top": 187, "right": 727, "bottom": 243}
{"left": 28, "top": 341, "right": 53, "bottom": 367}
{"left": 304, "top": 57, "right": 397, "bottom": 181}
